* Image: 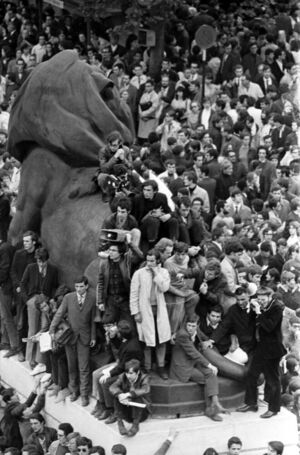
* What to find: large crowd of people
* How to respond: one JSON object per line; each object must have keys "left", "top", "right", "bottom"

{"left": 0, "top": 0, "right": 299, "bottom": 452}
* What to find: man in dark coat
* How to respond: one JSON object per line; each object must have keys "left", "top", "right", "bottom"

{"left": 237, "top": 287, "right": 286, "bottom": 418}
{"left": 10, "top": 231, "right": 38, "bottom": 354}
{"left": 0, "top": 383, "right": 46, "bottom": 449}
{"left": 0, "top": 238, "right": 21, "bottom": 358}
{"left": 27, "top": 413, "right": 57, "bottom": 452}
{"left": 170, "top": 314, "right": 227, "bottom": 421}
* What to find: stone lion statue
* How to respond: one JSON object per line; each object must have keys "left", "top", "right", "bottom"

{"left": 8, "top": 50, "right": 135, "bottom": 286}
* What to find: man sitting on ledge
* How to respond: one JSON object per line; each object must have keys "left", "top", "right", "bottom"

{"left": 170, "top": 314, "right": 227, "bottom": 421}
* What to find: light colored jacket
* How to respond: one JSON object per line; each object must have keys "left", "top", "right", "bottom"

{"left": 130, "top": 266, "right": 171, "bottom": 346}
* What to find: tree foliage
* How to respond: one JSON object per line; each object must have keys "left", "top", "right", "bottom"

{"left": 79, "top": 0, "right": 181, "bottom": 31}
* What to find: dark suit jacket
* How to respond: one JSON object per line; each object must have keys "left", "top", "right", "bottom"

{"left": 268, "top": 253, "right": 285, "bottom": 273}
{"left": 170, "top": 327, "right": 210, "bottom": 383}
{"left": 20, "top": 262, "right": 58, "bottom": 301}
{"left": 211, "top": 304, "right": 257, "bottom": 354}
{"left": 50, "top": 289, "right": 96, "bottom": 346}
{"left": 271, "top": 125, "right": 292, "bottom": 150}
{"left": 27, "top": 426, "right": 57, "bottom": 452}
{"left": 256, "top": 298, "right": 286, "bottom": 359}
{"left": 270, "top": 61, "right": 285, "bottom": 84}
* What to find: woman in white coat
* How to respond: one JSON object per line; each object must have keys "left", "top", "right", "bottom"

{"left": 130, "top": 249, "right": 171, "bottom": 379}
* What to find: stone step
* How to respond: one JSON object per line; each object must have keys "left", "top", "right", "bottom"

{"left": 0, "top": 352, "right": 298, "bottom": 455}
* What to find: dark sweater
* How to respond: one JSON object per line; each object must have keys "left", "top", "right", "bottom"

{"left": 10, "top": 248, "right": 36, "bottom": 290}
{"left": 132, "top": 192, "right": 171, "bottom": 223}
{"left": 110, "top": 336, "right": 144, "bottom": 377}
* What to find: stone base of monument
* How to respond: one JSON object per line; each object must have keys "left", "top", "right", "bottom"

{"left": 0, "top": 352, "right": 298, "bottom": 455}
{"left": 149, "top": 373, "right": 245, "bottom": 418}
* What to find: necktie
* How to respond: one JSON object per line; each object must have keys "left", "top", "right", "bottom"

{"left": 78, "top": 297, "right": 83, "bottom": 309}
{"left": 235, "top": 205, "right": 239, "bottom": 215}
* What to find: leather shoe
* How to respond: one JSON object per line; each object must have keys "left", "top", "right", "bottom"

{"left": 157, "top": 366, "right": 168, "bottom": 380}
{"left": 117, "top": 419, "right": 128, "bottom": 435}
{"left": 97, "top": 410, "right": 111, "bottom": 420}
{"left": 127, "top": 423, "right": 139, "bottom": 437}
{"left": 81, "top": 396, "right": 89, "bottom": 407}
{"left": 260, "top": 410, "right": 277, "bottom": 419}
{"left": 105, "top": 414, "right": 117, "bottom": 424}
{"left": 205, "top": 406, "right": 223, "bottom": 422}
{"left": 69, "top": 393, "right": 79, "bottom": 402}
{"left": 236, "top": 404, "right": 258, "bottom": 412}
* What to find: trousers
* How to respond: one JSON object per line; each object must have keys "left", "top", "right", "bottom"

{"left": 65, "top": 339, "right": 90, "bottom": 397}
{"left": 245, "top": 350, "right": 281, "bottom": 413}
{"left": 0, "top": 288, "right": 19, "bottom": 349}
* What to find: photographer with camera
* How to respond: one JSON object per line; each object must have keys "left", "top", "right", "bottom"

{"left": 237, "top": 286, "right": 286, "bottom": 418}
{"left": 97, "top": 131, "right": 132, "bottom": 202}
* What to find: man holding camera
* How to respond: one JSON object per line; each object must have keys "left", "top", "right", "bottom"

{"left": 237, "top": 286, "right": 286, "bottom": 418}
{"left": 97, "top": 234, "right": 143, "bottom": 324}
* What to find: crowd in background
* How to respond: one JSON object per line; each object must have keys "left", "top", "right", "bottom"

{"left": 0, "top": 0, "right": 299, "bottom": 453}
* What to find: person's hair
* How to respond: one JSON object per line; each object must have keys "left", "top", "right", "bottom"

{"left": 29, "top": 413, "right": 45, "bottom": 423}
{"left": 268, "top": 441, "right": 284, "bottom": 455}
{"left": 235, "top": 284, "right": 249, "bottom": 296}
{"left": 179, "top": 196, "right": 192, "bottom": 208}
{"left": 286, "top": 357, "right": 299, "bottom": 373}
{"left": 207, "top": 304, "right": 223, "bottom": 316}
{"left": 142, "top": 179, "right": 158, "bottom": 192}
{"left": 227, "top": 437, "right": 242, "bottom": 448}
{"left": 154, "top": 238, "right": 173, "bottom": 253}
{"left": 58, "top": 423, "right": 74, "bottom": 436}
{"left": 116, "top": 197, "right": 132, "bottom": 212}
{"left": 211, "top": 227, "right": 225, "bottom": 241}
{"left": 125, "top": 358, "right": 141, "bottom": 372}
{"left": 203, "top": 449, "right": 219, "bottom": 455}
{"left": 247, "top": 264, "right": 263, "bottom": 276}
{"left": 66, "top": 432, "right": 81, "bottom": 442}
{"left": 146, "top": 248, "right": 161, "bottom": 263}
{"left": 34, "top": 247, "right": 49, "bottom": 262}
{"left": 111, "top": 444, "right": 127, "bottom": 455}
{"left": 184, "top": 171, "right": 197, "bottom": 184}
{"left": 22, "top": 230, "right": 38, "bottom": 242}
{"left": 186, "top": 313, "right": 199, "bottom": 324}
{"left": 280, "top": 270, "right": 295, "bottom": 284}
{"left": 224, "top": 240, "right": 243, "bottom": 255}
{"left": 89, "top": 447, "right": 105, "bottom": 455}
{"left": 75, "top": 437, "right": 92, "bottom": 449}
{"left": 107, "top": 131, "right": 123, "bottom": 145}
{"left": 268, "top": 268, "right": 280, "bottom": 282}
{"left": 74, "top": 275, "right": 89, "bottom": 286}
{"left": 117, "top": 320, "right": 133, "bottom": 339}
{"left": 256, "top": 286, "right": 273, "bottom": 296}
{"left": 290, "top": 197, "right": 300, "bottom": 211}
{"left": 21, "top": 445, "right": 43, "bottom": 455}
{"left": 174, "top": 241, "right": 189, "bottom": 254}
